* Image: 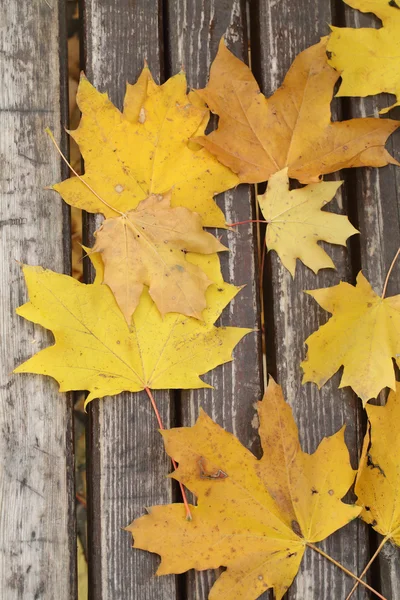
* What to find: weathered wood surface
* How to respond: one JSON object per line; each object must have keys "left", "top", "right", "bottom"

{"left": 342, "top": 4, "right": 400, "bottom": 598}
{"left": 82, "top": 2, "right": 177, "bottom": 599}
{"left": 167, "top": 1, "right": 264, "bottom": 597}
{"left": 253, "top": 1, "right": 372, "bottom": 598}
{"left": 0, "top": 1, "right": 76, "bottom": 599}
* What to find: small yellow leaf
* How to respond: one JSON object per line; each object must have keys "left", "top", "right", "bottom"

{"left": 258, "top": 168, "right": 358, "bottom": 275}
{"left": 14, "top": 254, "right": 250, "bottom": 406}
{"left": 355, "top": 382, "right": 400, "bottom": 544}
{"left": 53, "top": 71, "right": 239, "bottom": 227}
{"left": 327, "top": 0, "right": 400, "bottom": 114}
{"left": 93, "top": 192, "right": 226, "bottom": 323}
{"left": 301, "top": 273, "right": 400, "bottom": 402}
{"left": 127, "top": 379, "right": 360, "bottom": 600}
{"left": 195, "top": 38, "right": 399, "bottom": 183}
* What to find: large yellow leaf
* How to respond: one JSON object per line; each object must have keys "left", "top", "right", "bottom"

{"left": 52, "top": 70, "right": 238, "bottom": 227}
{"left": 127, "top": 379, "right": 360, "bottom": 600}
{"left": 93, "top": 192, "right": 226, "bottom": 323}
{"left": 301, "top": 273, "right": 400, "bottom": 403}
{"left": 355, "top": 382, "right": 400, "bottom": 544}
{"left": 258, "top": 168, "right": 358, "bottom": 275}
{"left": 195, "top": 38, "right": 399, "bottom": 184}
{"left": 327, "top": 0, "right": 400, "bottom": 114}
{"left": 14, "top": 254, "right": 250, "bottom": 406}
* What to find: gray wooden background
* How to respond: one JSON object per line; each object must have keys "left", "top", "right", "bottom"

{"left": 1, "top": 0, "right": 399, "bottom": 598}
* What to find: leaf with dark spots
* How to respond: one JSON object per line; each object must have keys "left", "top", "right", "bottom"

{"left": 127, "top": 379, "right": 360, "bottom": 600}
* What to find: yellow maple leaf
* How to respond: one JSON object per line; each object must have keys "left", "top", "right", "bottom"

{"left": 92, "top": 192, "right": 226, "bottom": 323}
{"left": 14, "top": 254, "right": 250, "bottom": 407}
{"left": 258, "top": 168, "right": 358, "bottom": 275}
{"left": 301, "top": 273, "right": 400, "bottom": 403}
{"left": 356, "top": 382, "right": 400, "bottom": 546}
{"left": 195, "top": 37, "right": 399, "bottom": 184}
{"left": 52, "top": 70, "right": 238, "bottom": 227}
{"left": 327, "top": 0, "right": 400, "bottom": 114}
{"left": 127, "top": 379, "right": 360, "bottom": 600}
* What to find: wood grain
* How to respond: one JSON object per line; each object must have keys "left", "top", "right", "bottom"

{"left": 166, "top": 1, "right": 264, "bottom": 597}
{"left": 251, "top": 0, "right": 370, "bottom": 598}
{"left": 341, "top": 4, "right": 400, "bottom": 598}
{"left": 0, "top": 1, "right": 76, "bottom": 599}
{"left": 82, "top": 1, "right": 177, "bottom": 598}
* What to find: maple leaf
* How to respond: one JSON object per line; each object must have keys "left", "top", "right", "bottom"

{"left": 355, "top": 382, "right": 400, "bottom": 545}
{"left": 195, "top": 37, "right": 399, "bottom": 184}
{"left": 127, "top": 379, "right": 360, "bottom": 600}
{"left": 14, "top": 253, "right": 250, "bottom": 406}
{"left": 327, "top": 0, "right": 400, "bottom": 114}
{"left": 52, "top": 69, "right": 238, "bottom": 227}
{"left": 301, "top": 273, "right": 400, "bottom": 403}
{"left": 258, "top": 168, "right": 358, "bottom": 275}
{"left": 92, "top": 191, "right": 226, "bottom": 323}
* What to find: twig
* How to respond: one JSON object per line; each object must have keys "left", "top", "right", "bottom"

{"left": 382, "top": 247, "right": 400, "bottom": 299}
{"left": 307, "top": 543, "right": 387, "bottom": 600}
{"left": 144, "top": 387, "right": 192, "bottom": 521}
{"left": 345, "top": 535, "right": 389, "bottom": 600}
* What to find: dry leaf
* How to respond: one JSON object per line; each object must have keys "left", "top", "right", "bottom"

{"left": 258, "top": 168, "right": 358, "bottom": 275}
{"left": 14, "top": 254, "right": 250, "bottom": 407}
{"left": 128, "top": 379, "right": 360, "bottom": 600}
{"left": 301, "top": 273, "right": 400, "bottom": 403}
{"left": 355, "top": 382, "right": 400, "bottom": 543}
{"left": 52, "top": 70, "right": 238, "bottom": 227}
{"left": 327, "top": 0, "right": 400, "bottom": 114}
{"left": 93, "top": 192, "right": 226, "bottom": 322}
{"left": 195, "top": 37, "right": 399, "bottom": 183}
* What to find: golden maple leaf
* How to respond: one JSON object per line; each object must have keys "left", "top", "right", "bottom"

{"left": 195, "top": 37, "right": 399, "bottom": 184}
{"left": 92, "top": 192, "right": 226, "bottom": 323}
{"left": 301, "top": 273, "right": 400, "bottom": 403}
{"left": 127, "top": 379, "right": 360, "bottom": 600}
{"left": 14, "top": 254, "right": 250, "bottom": 407}
{"left": 356, "top": 382, "right": 400, "bottom": 545}
{"left": 327, "top": 0, "right": 400, "bottom": 114}
{"left": 258, "top": 168, "right": 358, "bottom": 275}
{"left": 52, "top": 69, "right": 238, "bottom": 227}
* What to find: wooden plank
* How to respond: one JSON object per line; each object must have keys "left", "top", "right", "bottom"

{"left": 251, "top": 1, "right": 371, "bottom": 598}
{"left": 82, "top": 2, "right": 178, "bottom": 599}
{"left": 166, "top": 1, "right": 264, "bottom": 598}
{"left": 341, "top": 4, "right": 400, "bottom": 598}
{"left": 0, "top": 1, "right": 76, "bottom": 599}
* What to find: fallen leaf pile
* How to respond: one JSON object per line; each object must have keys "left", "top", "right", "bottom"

{"left": 13, "top": 7, "right": 400, "bottom": 598}
{"left": 327, "top": 0, "right": 400, "bottom": 113}
{"left": 128, "top": 380, "right": 360, "bottom": 599}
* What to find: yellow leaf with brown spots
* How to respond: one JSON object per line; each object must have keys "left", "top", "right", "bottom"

{"left": 14, "top": 254, "right": 250, "bottom": 407}
{"left": 52, "top": 70, "right": 238, "bottom": 227}
{"left": 127, "top": 379, "right": 360, "bottom": 600}
{"left": 195, "top": 38, "right": 399, "bottom": 183}
{"left": 92, "top": 192, "right": 226, "bottom": 323}
{"left": 355, "top": 382, "right": 400, "bottom": 546}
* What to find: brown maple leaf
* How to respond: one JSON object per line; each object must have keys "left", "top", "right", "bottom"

{"left": 195, "top": 37, "right": 399, "bottom": 183}
{"left": 92, "top": 192, "right": 226, "bottom": 322}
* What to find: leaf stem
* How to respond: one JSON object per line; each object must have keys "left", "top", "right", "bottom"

{"left": 227, "top": 219, "right": 268, "bottom": 227}
{"left": 45, "top": 128, "right": 124, "bottom": 217}
{"left": 144, "top": 387, "right": 192, "bottom": 521}
{"left": 382, "top": 247, "right": 400, "bottom": 299}
{"left": 306, "top": 543, "right": 387, "bottom": 600}
{"left": 345, "top": 535, "right": 389, "bottom": 600}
